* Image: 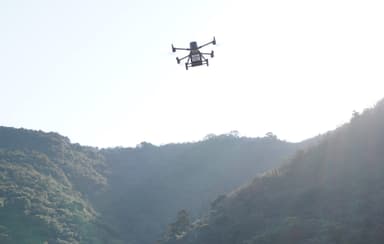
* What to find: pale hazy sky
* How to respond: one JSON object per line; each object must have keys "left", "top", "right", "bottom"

{"left": 1, "top": 0, "right": 384, "bottom": 147}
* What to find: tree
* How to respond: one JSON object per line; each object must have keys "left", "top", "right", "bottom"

{"left": 265, "top": 132, "right": 277, "bottom": 139}
{"left": 158, "top": 209, "right": 191, "bottom": 243}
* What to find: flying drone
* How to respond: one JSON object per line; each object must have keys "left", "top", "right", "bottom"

{"left": 171, "top": 37, "right": 216, "bottom": 70}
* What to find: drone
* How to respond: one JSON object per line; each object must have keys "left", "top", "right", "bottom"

{"left": 171, "top": 37, "right": 216, "bottom": 70}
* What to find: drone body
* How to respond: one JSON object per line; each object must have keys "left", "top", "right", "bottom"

{"left": 172, "top": 37, "right": 216, "bottom": 70}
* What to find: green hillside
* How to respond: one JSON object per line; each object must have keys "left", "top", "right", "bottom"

{"left": 0, "top": 128, "right": 108, "bottom": 243}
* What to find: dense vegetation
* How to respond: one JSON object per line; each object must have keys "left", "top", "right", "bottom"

{"left": 0, "top": 127, "right": 297, "bottom": 243}
{"left": 0, "top": 128, "right": 108, "bottom": 243}
{"left": 158, "top": 98, "right": 384, "bottom": 244}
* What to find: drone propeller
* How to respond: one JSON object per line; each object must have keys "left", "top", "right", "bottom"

{"left": 171, "top": 44, "right": 191, "bottom": 52}
{"left": 198, "top": 37, "right": 216, "bottom": 49}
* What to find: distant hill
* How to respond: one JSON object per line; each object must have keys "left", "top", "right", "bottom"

{"left": 159, "top": 98, "right": 384, "bottom": 244}
{"left": 98, "top": 133, "right": 299, "bottom": 244}
{"left": 0, "top": 127, "right": 298, "bottom": 244}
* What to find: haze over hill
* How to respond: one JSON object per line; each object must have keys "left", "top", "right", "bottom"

{"left": 158, "top": 98, "right": 384, "bottom": 244}
{"left": 1, "top": 96, "right": 384, "bottom": 244}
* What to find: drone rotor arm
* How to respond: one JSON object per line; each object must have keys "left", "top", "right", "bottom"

{"left": 198, "top": 37, "right": 216, "bottom": 49}
{"left": 198, "top": 42, "right": 213, "bottom": 49}
{"left": 201, "top": 51, "right": 214, "bottom": 58}
{"left": 172, "top": 46, "right": 191, "bottom": 52}
{"left": 177, "top": 54, "right": 190, "bottom": 63}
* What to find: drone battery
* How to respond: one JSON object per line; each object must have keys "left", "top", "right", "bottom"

{"left": 189, "top": 42, "right": 198, "bottom": 50}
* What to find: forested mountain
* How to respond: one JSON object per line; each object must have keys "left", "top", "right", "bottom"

{"left": 0, "top": 127, "right": 298, "bottom": 243}
{"left": 159, "top": 98, "right": 384, "bottom": 244}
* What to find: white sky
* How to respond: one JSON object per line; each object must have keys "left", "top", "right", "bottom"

{"left": 1, "top": 0, "right": 384, "bottom": 148}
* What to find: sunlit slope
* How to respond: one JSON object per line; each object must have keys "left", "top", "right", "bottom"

{"left": 160, "top": 98, "right": 384, "bottom": 244}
